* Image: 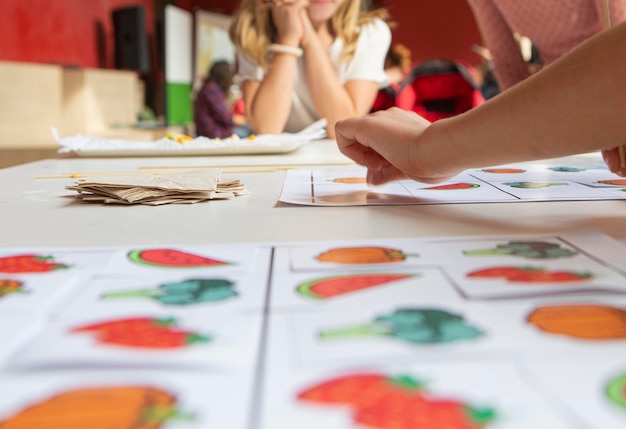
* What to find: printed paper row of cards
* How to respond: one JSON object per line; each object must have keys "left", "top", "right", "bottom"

{"left": 0, "top": 229, "right": 625, "bottom": 428}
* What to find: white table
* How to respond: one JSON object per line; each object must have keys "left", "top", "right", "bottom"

{"left": 2, "top": 142, "right": 626, "bottom": 429}
{"left": 1, "top": 141, "right": 625, "bottom": 248}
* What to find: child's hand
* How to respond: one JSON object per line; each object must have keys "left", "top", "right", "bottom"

{"left": 336, "top": 108, "right": 458, "bottom": 185}
{"left": 270, "top": 0, "right": 309, "bottom": 47}
{"left": 298, "top": 7, "right": 315, "bottom": 47}
{"left": 602, "top": 146, "right": 626, "bottom": 177}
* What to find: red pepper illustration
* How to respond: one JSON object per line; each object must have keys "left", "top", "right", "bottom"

{"left": 70, "top": 317, "right": 210, "bottom": 349}
{"left": 467, "top": 266, "right": 592, "bottom": 283}
{"left": 0, "top": 254, "right": 69, "bottom": 274}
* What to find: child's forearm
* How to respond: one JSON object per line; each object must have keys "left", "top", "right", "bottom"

{"left": 248, "top": 53, "right": 299, "bottom": 134}
{"left": 303, "top": 34, "right": 362, "bottom": 137}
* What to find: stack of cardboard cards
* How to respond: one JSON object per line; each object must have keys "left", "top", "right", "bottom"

{"left": 66, "top": 168, "right": 249, "bottom": 205}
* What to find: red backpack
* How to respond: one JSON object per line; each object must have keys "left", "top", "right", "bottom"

{"left": 404, "top": 59, "right": 484, "bottom": 121}
{"left": 371, "top": 59, "right": 484, "bottom": 121}
{"left": 370, "top": 85, "right": 398, "bottom": 112}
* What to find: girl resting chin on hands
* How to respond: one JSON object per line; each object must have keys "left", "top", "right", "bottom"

{"left": 229, "top": 0, "right": 391, "bottom": 138}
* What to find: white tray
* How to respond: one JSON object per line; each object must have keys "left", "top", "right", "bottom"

{"left": 63, "top": 140, "right": 308, "bottom": 157}
{"left": 54, "top": 120, "right": 327, "bottom": 158}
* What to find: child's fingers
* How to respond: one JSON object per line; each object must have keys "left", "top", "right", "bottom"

{"left": 602, "top": 146, "right": 626, "bottom": 176}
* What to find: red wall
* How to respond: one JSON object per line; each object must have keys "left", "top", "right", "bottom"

{"left": 175, "top": 0, "right": 234, "bottom": 15}
{"left": 385, "top": 0, "right": 482, "bottom": 64}
{"left": 0, "top": 0, "right": 482, "bottom": 69}
{"left": 0, "top": 0, "right": 155, "bottom": 68}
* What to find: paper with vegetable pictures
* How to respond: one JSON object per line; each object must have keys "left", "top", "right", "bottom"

{"left": 9, "top": 311, "right": 264, "bottom": 372}
{"left": 259, "top": 360, "right": 575, "bottom": 429}
{"left": 279, "top": 162, "right": 626, "bottom": 206}
{"left": 65, "top": 168, "right": 249, "bottom": 205}
{"left": 0, "top": 249, "right": 117, "bottom": 315}
{"left": 0, "top": 229, "right": 625, "bottom": 428}
{"left": 53, "top": 119, "right": 328, "bottom": 157}
{"left": 0, "top": 370, "right": 255, "bottom": 429}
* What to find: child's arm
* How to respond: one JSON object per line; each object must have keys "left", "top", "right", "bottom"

{"left": 301, "top": 13, "right": 387, "bottom": 138}
{"left": 242, "top": 0, "right": 305, "bottom": 134}
{"left": 336, "top": 22, "right": 626, "bottom": 184}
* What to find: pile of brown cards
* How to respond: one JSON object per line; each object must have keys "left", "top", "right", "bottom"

{"left": 66, "top": 168, "right": 249, "bottom": 205}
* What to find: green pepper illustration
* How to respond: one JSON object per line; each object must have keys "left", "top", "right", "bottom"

{"left": 464, "top": 241, "right": 577, "bottom": 259}
{"left": 102, "top": 278, "right": 237, "bottom": 305}
{"left": 319, "top": 308, "right": 483, "bottom": 344}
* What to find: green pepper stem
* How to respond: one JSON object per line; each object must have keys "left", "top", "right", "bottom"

{"left": 143, "top": 406, "right": 195, "bottom": 425}
{"left": 397, "top": 252, "right": 419, "bottom": 259}
{"left": 463, "top": 249, "right": 505, "bottom": 256}
{"left": 319, "top": 323, "right": 390, "bottom": 339}
{"left": 101, "top": 289, "right": 159, "bottom": 300}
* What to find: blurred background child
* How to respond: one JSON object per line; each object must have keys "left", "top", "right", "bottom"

{"left": 194, "top": 60, "right": 252, "bottom": 139}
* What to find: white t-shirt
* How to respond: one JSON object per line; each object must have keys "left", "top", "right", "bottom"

{"left": 235, "top": 18, "right": 391, "bottom": 133}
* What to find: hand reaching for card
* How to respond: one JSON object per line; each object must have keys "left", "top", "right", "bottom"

{"left": 602, "top": 146, "right": 626, "bottom": 177}
{"left": 335, "top": 108, "right": 460, "bottom": 186}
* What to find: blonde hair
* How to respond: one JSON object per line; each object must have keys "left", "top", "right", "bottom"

{"left": 229, "top": 0, "right": 389, "bottom": 70}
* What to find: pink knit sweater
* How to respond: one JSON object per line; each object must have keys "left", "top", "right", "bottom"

{"left": 467, "top": 0, "right": 626, "bottom": 89}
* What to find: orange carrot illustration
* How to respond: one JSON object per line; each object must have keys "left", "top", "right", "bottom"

{"left": 0, "top": 280, "right": 27, "bottom": 298}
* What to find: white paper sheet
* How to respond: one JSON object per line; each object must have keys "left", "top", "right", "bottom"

{"left": 279, "top": 164, "right": 626, "bottom": 206}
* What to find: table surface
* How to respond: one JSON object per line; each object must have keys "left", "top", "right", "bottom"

{"left": 1, "top": 138, "right": 625, "bottom": 248}
{"left": 2, "top": 139, "right": 626, "bottom": 429}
